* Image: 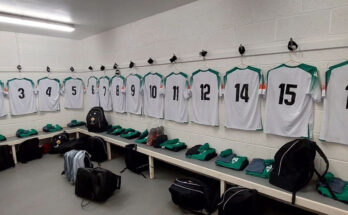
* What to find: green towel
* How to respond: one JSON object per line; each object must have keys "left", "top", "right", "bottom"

{"left": 123, "top": 128, "right": 135, "bottom": 134}
{"left": 216, "top": 156, "right": 248, "bottom": 170}
{"left": 318, "top": 173, "right": 348, "bottom": 202}
{"left": 135, "top": 137, "right": 148, "bottom": 144}
{"left": 160, "top": 138, "right": 179, "bottom": 147}
{"left": 220, "top": 149, "right": 233, "bottom": 157}
{"left": 137, "top": 129, "right": 148, "bottom": 139}
{"left": 162, "top": 141, "right": 186, "bottom": 150}
{"left": 111, "top": 128, "right": 125, "bottom": 135}
{"left": 198, "top": 143, "right": 210, "bottom": 153}
{"left": 67, "top": 120, "right": 86, "bottom": 127}
{"left": 190, "top": 148, "right": 216, "bottom": 161}
{"left": 44, "top": 124, "right": 62, "bottom": 132}
{"left": 16, "top": 129, "right": 38, "bottom": 138}
{"left": 111, "top": 125, "right": 122, "bottom": 130}
{"left": 120, "top": 131, "right": 140, "bottom": 139}
{"left": 245, "top": 159, "right": 274, "bottom": 178}
{"left": 0, "top": 134, "right": 6, "bottom": 141}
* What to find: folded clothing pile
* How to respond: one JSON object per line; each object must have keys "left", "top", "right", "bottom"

{"left": 317, "top": 172, "right": 348, "bottom": 204}
{"left": 186, "top": 143, "right": 217, "bottom": 161}
{"left": 107, "top": 125, "right": 123, "bottom": 135}
{"left": 147, "top": 126, "right": 164, "bottom": 146}
{"left": 120, "top": 128, "right": 141, "bottom": 139}
{"left": 16, "top": 129, "right": 38, "bottom": 138}
{"left": 67, "top": 120, "right": 86, "bottom": 128}
{"left": 160, "top": 138, "right": 187, "bottom": 152}
{"left": 216, "top": 149, "right": 248, "bottom": 171}
{"left": 43, "top": 124, "right": 63, "bottom": 133}
{"left": 245, "top": 158, "right": 274, "bottom": 178}
{"left": 0, "top": 134, "right": 6, "bottom": 141}
{"left": 135, "top": 129, "right": 148, "bottom": 144}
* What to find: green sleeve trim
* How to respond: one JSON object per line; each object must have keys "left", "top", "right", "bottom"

{"left": 164, "top": 72, "right": 188, "bottom": 86}
{"left": 7, "top": 78, "right": 34, "bottom": 88}
{"left": 297, "top": 64, "right": 319, "bottom": 91}
{"left": 6, "top": 78, "right": 16, "bottom": 88}
{"left": 100, "top": 76, "right": 110, "bottom": 81}
{"left": 37, "top": 77, "right": 48, "bottom": 84}
{"left": 23, "top": 78, "right": 35, "bottom": 87}
{"left": 38, "top": 77, "right": 61, "bottom": 87}
{"left": 191, "top": 69, "right": 220, "bottom": 86}
{"left": 247, "top": 66, "right": 263, "bottom": 82}
{"left": 190, "top": 69, "right": 201, "bottom": 85}
{"left": 329, "top": 60, "right": 348, "bottom": 70}
{"left": 126, "top": 74, "right": 142, "bottom": 87}
{"left": 224, "top": 67, "right": 239, "bottom": 86}
{"left": 325, "top": 61, "right": 348, "bottom": 86}
{"left": 88, "top": 76, "right": 99, "bottom": 86}
{"left": 63, "top": 77, "right": 72, "bottom": 86}
{"left": 266, "top": 64, "right": 284, "bottom": 82}
{"left": 110, "top": 75, "right": 125, "bottom": 85}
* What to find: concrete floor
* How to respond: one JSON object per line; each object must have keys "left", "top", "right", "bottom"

{"left": 0, "top": 151, "right": 316, "bottom": 215}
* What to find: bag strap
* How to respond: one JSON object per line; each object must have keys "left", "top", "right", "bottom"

{"left": 115, "top": 175, "right": 121, "bottom": 189}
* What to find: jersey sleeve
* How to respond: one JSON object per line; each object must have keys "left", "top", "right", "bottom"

{"left": 310, "top": 69, "right": 322, "bottom": 102}
{"left": 218, "top": 74, "right": 223, "bottom": 97}
{"left": 259, "top": 72, "right": 266, "bottom": 96}
{"left": 184, "top": 78, "right": 192, "bottom": 99}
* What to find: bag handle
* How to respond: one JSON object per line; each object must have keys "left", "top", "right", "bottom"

{"left": 116, "top": 175, "right": 121, "bottom": 189}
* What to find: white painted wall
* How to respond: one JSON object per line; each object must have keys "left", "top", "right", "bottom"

{"left": 80, "top": 0, "right": 348, "bottom": 179}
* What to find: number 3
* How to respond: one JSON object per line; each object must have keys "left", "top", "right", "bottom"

{"left": 18, "top": 88, "right": 25, "bottom": 99}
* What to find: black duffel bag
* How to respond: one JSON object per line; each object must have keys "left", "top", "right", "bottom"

{"left": 86, "top": 107, "right": 108, "bottom": 133}
{"left": 169, "top": 178, "right": 219, "bottom": 215}
{"left": 50, "top": 133, "right": 89, "bottom": 154}
{"left": 120, "top": 144, "right": 148, "bottom": 177}
{"left": 75, "top": 167, "right": 121, "bottom": 203}
{"left": 0, "top": 145, "right": 15, "bottom": 171}
{"left": 17, "top": 138, "right": 43, "bottom": 163}
{"left": 218, "top": 187, "right": 259, "bottom": 215}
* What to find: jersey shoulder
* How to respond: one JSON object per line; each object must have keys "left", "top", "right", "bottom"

{"left": 325, "top": 60, "right": 348, "bottom": 85}
{"left": 110, "top": 75, "right": 125, "bottom": 84}
{"left": 37, "top": 77, "right": 60, "bottom": 86}
{"left": 164, "top": 72, "right": 188, "bottom": 85}
{"left": 191, "top": 69, "right": 220, "bottom": 84}
{"left": 7, "top": 78, "right": 34, "bottom": 87}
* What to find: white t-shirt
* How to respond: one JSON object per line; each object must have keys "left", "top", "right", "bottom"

{"left": 164, "top": 72, "right": 190, "bottom": 123}
{"left": 6, "top": 78, "right": 37, "bottom": 115}
{"left": 63, "top": 77, "right": 85, "bottom": 109}
{"left": 86, "top": 76, "right": 99, "bottom": 110}
{"left": 142, "top": 72, "right": 164, "bottom": 118}
{"left": 125, "top": 74, "right": 142, "bottom": 115}
{"left": 37, "top": 77, "right": 61, "bottom": 112}
{"left": 190, "top": 69, "right": 221, "bottom": 126}
{"left": 320, "top": 61, "right": 348, "bottom": 145}
{"left": 264, "top": 64, "right": 321, "bottom": 138}
{"left": 223, "top": 66, "right": 264, "bottom": 130}
{"left": 0, "top": 81, "right": 7, "bottom": 117}
{"left": 110, "top": 75, "right": 126, "bottom": 113}
{"left": 98, "top": 76, "right": 112, "bottom": 111}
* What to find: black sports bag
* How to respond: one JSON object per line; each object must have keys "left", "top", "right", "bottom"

{"left": 87, "top": 136, "right": 108, "bottom": 163}
{"left": 218, "top": 187, "right": 259, "bottom": 215}
{"left": 269, "top": 139, "right": 333, "bottom": 204}
{"left": 0, "top": 145, "right": 15, "bottom": 171}
{"left": 86, "top": 107, "right": 108, "bottom": 133}
{"left": 121, "top": 144, "right": 148, "bottom": 177}
{"left": 75, "top": 167, "right": 121, "bottom": 202}
{"left": 50, "top": 131, "right": 70, "bottom": 154}
{"left": 169, "top": 178, "right": 219, "bottom": 215}
{"left": 17, "top": 138, "right": 43, "bottom": 163}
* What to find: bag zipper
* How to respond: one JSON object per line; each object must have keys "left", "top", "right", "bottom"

{"left": 172, "top": 183, "right": 204, "bottom": 195}
{"left": 222, "top": 189, "right": 248, "bottom": 211}
{"left": 217, "top": 187, "right": 243, "bottom": 206}
{"left": 175, "top": 179, "right": 201, "bottom": 187}
{"left": 278, "top": 140, "right": 299, "bottom": 176}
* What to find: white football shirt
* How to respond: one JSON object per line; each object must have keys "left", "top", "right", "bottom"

{"left": 86, "top": 76, "right": 99, "bottom": 110}
{"left": 110, "top": 75, "right": 126, "bottom": 113}
{"left": 142, "top": 72, "right": 164, "bottom": 118}
{"left": 0, "top": 81, "right": 7, "bottom": 117}
{"left": 125, "top": 74, "right": 142, "bottom": 115}
{"left": 6, "top": 78, "right": 37, "bottom": 115}
{"left": 264, "top": 64, "right": 321, "bottom": 138}
{"left": 37, "top": 77, "right": 61, "bottom": 112}
{"left": 98, "top": 76, "right": 112, "bottom": 111}
{"left": 63, "top": 77, "right": 85, "bottom": 109}
{"left": 320, "top": 61, "right": 348, "bottom": 145}
{"left": 223, "top": 66, "right": 264, "bottom": 130}
{"left": 164, "top": 72, "right": 190, "bottom": 123}
{"left": 190, "top": 69, "right": 221, "bottom": 126}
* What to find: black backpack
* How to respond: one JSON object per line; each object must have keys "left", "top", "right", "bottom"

{"left": 0, "top": 145, "right": 15, "bottom": 171}
{"left": 121, "top": 144, "right": 148, "bottom": 177}
{"left": 50, "top": 132, "right": 70, "bottom": 154}
{"left": 86, "top": 107, "right": 108, "bottom": 133}
{"left": 169, "top": 178, "right": 219, "bottom": 215}
{"left": 269, "top": 139, "right": 331, "bottom": 204}
{"left": 75, "top": 167, "right": 121, "bottom": 203}
{"left": 87, "top": 136, "right": 108, "bottom": 163}
{"left": 17, "top": 138, "right": 43, "bottom": 163}
{"left": 218, "top": 187, "right": 259, "bottom": 215}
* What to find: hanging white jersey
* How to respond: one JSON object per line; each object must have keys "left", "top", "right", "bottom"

{"left": 6, "top": 78, "right": 37, "bottom": 115}
{"left": 164, "top": 72, "right": 190, "bottom": 123}
{"left": 86, "top": 76, "right": 99, "bottom": 110}
{"left": 63, "top": 77, "right": 85, "bottom": 109}
{"left": 223, "top": 66, "right": 264, "bottom": 130}
{"left": 110, "top": 75, "right": 126, "bottom": 113}
{"left": 0, "top": 81, "right": 7, "bottom": 117}
{"left": 125, "top": 74, "right": 142, "bottom": 115}
{"left": 190, "top": 69, "right": 221, "bottom": 126}
{"left": 320, "top": 61, "right": 348, "bottom": 145}
{"left": 264, "top": 64, "right": 321, "bottom": 138}
{"left": 142, "top": 72, "right": 164, "bottom": 118}
{"left": 37, "top": 77, "right": 61, "bottom": 112}
{"left": 98, "top": 76, "right": 112, "bottom": 111}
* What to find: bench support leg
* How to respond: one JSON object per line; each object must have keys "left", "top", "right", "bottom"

{"left": 220, "top": 180, "right": 226, "bottom": 196}
{"left": 106, "top": 142, "right": 111, "bottom": 160}
{"left": 76, "top": 132, "right": 80, "bottom": 138}
{"left": 149, "top": 156, "right": 154, "bottom": 179}
{"left": 11, "top": 145, "right": 17, "bottom": 165}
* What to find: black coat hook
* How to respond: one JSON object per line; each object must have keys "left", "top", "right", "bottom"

{"left": 147, "top": 57, "right": 154, "bottom": 65}
{"left": 129, "top": 61, "right": 135, "bottom": 68}
{"left": 113, "top": 63, "right": 118, "bottom": 69}
{"left": 17, "top": 65, "right": 22, "bottom": 72}
{"left": 100, "top": 65, "right": 105, "bottom": 71}
{"left": 170, "top": 54, "right": 177, "bottom": 63}
{"left": 239, "top": 44, "right": 246, "bottom": 55}
{"left": 46, "top": 66, "right": 51, "bottom": 73}
{"left": 288, "top": 38, "right": 298, "bottom": 51}
{"left": 70, "top": 67, "right": 75, "bottom": 72}
{"left": 200, "top": 50, "right": 208, "bottom": 58}
{"left": 88, "top": 66, "right": 93, "bottom": 71}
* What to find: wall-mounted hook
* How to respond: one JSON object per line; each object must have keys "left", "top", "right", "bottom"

{"left": 17, "top": 65, "right": 22, "bottom": 72}
{"left": 46, "top": 66, "right": 51, "bottom": 73}
{"left": 113, "top": 63, "right": 118, "bottom": 69}
{"left": 199, "top": 50, "right": 208, "bottom": 59}
{"left": 170, "top": 54, "right": 177, "bottom": 63}
{"left": 70, "top": 66, "right": 75, "bottom": 72}
{"left": 147, "top": 57, "right": 154, "bottom": 65}
{"left": 129, "top": 61, "right": 135, "bottom": 68}
{"left": 288, "top": 38, "right": 298, "bottom": 51}
{"left": 239, "top": 44, "right": 246, "bottom": 55}
{"left": 88, "top": 66, "right": 93, "bottom": 71}
{"left": 100, "top": 65, "right": 105, "bottom": 71}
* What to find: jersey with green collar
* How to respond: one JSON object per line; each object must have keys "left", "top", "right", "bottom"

{"left": 223, "top": 66, "right": 264, "bottom": 130}
{"left": 98, "top": 76, "right": 112, "bottom": 111}
{"left": 125, "top": 74, "right": 142, "bottom": 115}
{"left": 164, "top": 72, "right": 190, "bottom": 123}
{"left": 6, "top": 78, "right": 37, "bottom": 115}
{"left": 142, "top": 72, "right": 164, "bottom": 118}
{"left": 264, "top": 64, "right": 321, "bottom": 138}
{"left": 320, "top": 61, "right": 348, "bottom": 145}
{"left": 190, "top": 69, "right": 221, "bottom": 126}
{"left": 37, "top": 77, "right": 61, "bottom": 112}
{"left": 86, "top": 76, "right": 99, "bottom": 109}
{"left": 63, "top": 77, "right": 85, "bottom": 109}
{"left": 110, "top": 75, "right": 126, "bottom": 113}
{"left": 0, "top": 81, "right": 7, "bottom": 117}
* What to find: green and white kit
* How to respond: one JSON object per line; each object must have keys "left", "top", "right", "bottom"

{"left": 7, "top": 78, "right": 37, "bottom": 115}
{"left": 98, "top": 76, "right": 112, "bottom": 111}
{"left": 37, "top": 77, "right": 62, "bottom": 112}
{"left": 86, "top": 76, "right": 99, "bottom": 109}
{"left": 142, "top": 72, "right": 164, "bottom": 118}
{"left": 125, "top": 74, "right": 142, "bottom": 115}
{"left": 63, "top": 77, "right": 85, "bottom": 109}
{"left": 110, "top": 75, "right": 126, "bottom": 113}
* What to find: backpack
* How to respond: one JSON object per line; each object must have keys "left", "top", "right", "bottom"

{"left": 269, "top": 139, "right": 331, "bottom": 204}
{"left": 87, "top": 136, "right": 108, "bottom": 163}
{"left": 218, "top": 187, "right": 259, "bottom": 215}
{"left": 16, "top": 138, "right": 43, "bottom": 163}
{"left": 169, "top": 178, "right": 219, "bottom": 215}
{"left": 62, "top": 150, "right": 93, "bottom": 184}
{"left": 0, "top": 145, "right": 15, "bottom": 171}
{"left": 86, "top": 107, "right": 108, "bottom": 133}
{"left": 121, "top": 144, "right": 148, "bottom": 177}
{"left": 75, "top": 167, "right": 121, "bottom": 203}
{"left": 50, "top": 132, "right": 70, "bottom": 154}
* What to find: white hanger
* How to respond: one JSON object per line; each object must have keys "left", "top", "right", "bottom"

{"left": 238, "top": 55, "right": 248, "bottom": 69}
{"left": 285, "top": 51, "right": 301, "bottom": 67}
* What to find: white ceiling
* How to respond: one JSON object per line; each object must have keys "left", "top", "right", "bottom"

{"left": 0, "top": 0, "right": 196, "bottom": 39}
